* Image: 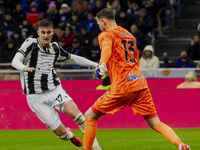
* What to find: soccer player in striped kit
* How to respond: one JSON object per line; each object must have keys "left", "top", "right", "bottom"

{"left": 83, "top": 8, "right": 190, "bottom": 150}
{"left": 12, "top": 18, "right": 101, "bottom": 150}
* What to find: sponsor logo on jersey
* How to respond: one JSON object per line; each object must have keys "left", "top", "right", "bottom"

{"left": 126, "top": 74, "right": 143, "bottom": 81}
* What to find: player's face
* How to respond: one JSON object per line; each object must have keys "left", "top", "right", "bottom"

{"left": 37, "top": 26, "right": 54, "bottom": 47}
{"left": 96, "top": 18, "right": 106, "bottom": 31}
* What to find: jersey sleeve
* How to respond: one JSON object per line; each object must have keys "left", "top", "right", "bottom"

{"left": 98, "top": 32, "right": 112, "bottom": 64}
{"left": 58, "top": 46, "right": 71, "bottom": 61}
{"left": 18, "top": 38, "right": 35, "bottom": 56}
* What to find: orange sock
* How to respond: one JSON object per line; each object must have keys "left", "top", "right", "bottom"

{"left": 84, "top": 118, "right": 97, "bottom": 150}
{"left": 154, "top": 122, "right": 182, "bottom": 147}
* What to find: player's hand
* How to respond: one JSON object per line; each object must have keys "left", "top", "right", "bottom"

{"left": 23, "top": 67, "right": 36, "bottom": 72}
{"left": 95, "top": 62, "right": 109, "bottom": 80}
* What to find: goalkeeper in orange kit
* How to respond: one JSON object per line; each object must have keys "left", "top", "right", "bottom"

{"left": 83, "top": 8, "right": 191, "bottom": 150}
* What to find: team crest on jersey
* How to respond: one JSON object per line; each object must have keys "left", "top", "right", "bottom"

{"left": 49, "top": 48, "right": 54, "bottom": 54}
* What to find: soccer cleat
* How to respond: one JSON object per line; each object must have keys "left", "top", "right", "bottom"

{"left": 179, "top": 143, "right": 191, "bottom": 150}
{"left": 66, "top": 127, "right": 82, "bottom": 147}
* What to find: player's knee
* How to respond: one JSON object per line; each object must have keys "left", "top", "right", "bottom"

{"left": 144, "top": 115, "right": 160, "bottom": 130}
{"left": 84, "top": 109, "right": 90, "bottom": 118}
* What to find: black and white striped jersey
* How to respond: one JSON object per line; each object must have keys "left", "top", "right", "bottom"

{"left": 18, "top": 37, "right": 71, "bottom": 94}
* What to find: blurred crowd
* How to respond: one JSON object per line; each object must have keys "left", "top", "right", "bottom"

{"left": 1, "top": 0, "right": 199, "bottom": 70}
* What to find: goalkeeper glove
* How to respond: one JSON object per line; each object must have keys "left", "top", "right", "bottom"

{"left": 95, "top": 62, "right": 109, "bottom": 79}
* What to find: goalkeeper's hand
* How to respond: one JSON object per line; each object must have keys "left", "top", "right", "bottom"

{"left": 95, "top": 62, "right": 109, "bottom": 80}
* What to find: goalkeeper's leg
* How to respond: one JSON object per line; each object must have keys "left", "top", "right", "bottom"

{"left": 84, "top": 107, "right": 103, "bottom": 150}
{"left": 144, "top": 115, "right": 188, "bottom": 149}
{"left": 74, "top": 112, "right": 101, "bottom": 150}
{"left": 63, "top": 101, "right": 101, "bottom": 150}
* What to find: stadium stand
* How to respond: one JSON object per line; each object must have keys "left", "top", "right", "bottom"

{"left": 0, "top": 0, "right": 200, "bottom": 80}
{"left": 155, "top": 0, "right": 200, "bottom": 61}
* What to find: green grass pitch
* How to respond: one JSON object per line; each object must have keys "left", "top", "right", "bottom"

{"left": 0, "top": 128, "right": 199, "bottom": 150}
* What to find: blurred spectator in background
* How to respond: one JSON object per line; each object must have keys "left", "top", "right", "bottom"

{"left": 111, "top": 0, "right": 121, "bottom": 15}
{"left": 58, "top": 38, "right": 68, "bottom": 51}
{"left": 86, "top": 11, "right": 95, "bottom": 33}
{"left": 163, "top": 50, "right": 196, "bottom": 68}
{"left": 3, "top": 13, "right": 19, "bottom": 38}
{"left": 72, "top": 0, "right": 88, "bottom": 12}
{"left": 10, "top": 30, "right": 24, "bottom": 49}
{"left": 68, "top": 12, "right": 82, "bottom": 36}
{"left": 68, "top": 38, "right": 86, "bottom": 69}
{"left": 197, "top": 22, "right": 200, "bottom": 34}
{"left": 177, "top": 71, "right": 200, "bottom": 89}
{"left": 70, "top": 38, "right": 85, "bottom": 56}
{"left": 129, "top": 23, "right": 151, "bottom": 54}
{"left": 0, "top": 29, "right": 7, "bottom": 61}
{"left": 3, "top": 0, "right": 15, "bottom": 14}
{"left": 92, "top": 0, "right": 105, "bottom": 16}
{"left": 139, "top": 45, "right": 160, "bottom": 69}
{"left": 155, "top": 0, "right": 171, "bottom": 30}
{"left": 2, "top": 40, "right": 17, "bottom": 63}
{"left": 89, "top": 37, "right": 100, "bottom": 62}
{"left": 13, "top": 4, "right": 26, "bottom": 24}
{"left": 127, "top": 1, "right": 139, "bottom": 21}
{"left": 19, "top": 18, "right": 36, "bottom": 39}
{"left": 0, "top": 6, "right": 4, "bottom": 24}
{"left": 72, "top": 0, "right": 88, "bottom": 21}
{"left": 0, "top": 29, "right": 7, "bottom": 48}
{"left": 169, "top": 0, "right": 180, "bottom": 20}
{"left": 26, "top": 1, "right": 41, "bottom": 28}
{"left": 60, "top": 25, "right": 75, "bottom": 47}
{"left": 135, "top": 8, "right": 154, "bottom": 44}
{"left": 58, "top": 3, "right": 71, "bottom": 30}
{"left": 85, "top": 11, "right": 99, "bottom": 37}
{"left": 79, "top": 27, "right": 91, "bottom": 50}
{"left": 187, "top": 33, "right": 200, "bottom": 60}
{"left": 142, "top": 0, "right": 160, "bottom": 39}
{"left": 46, "top": 1, "right": 59, "bottom": 27}
{"left": 116, "top": 9, "right": 132, "bottom": 29}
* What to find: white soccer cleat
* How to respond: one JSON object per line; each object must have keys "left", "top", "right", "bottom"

{"left": 179, "top": 143, "right": 191, "bottom": 150}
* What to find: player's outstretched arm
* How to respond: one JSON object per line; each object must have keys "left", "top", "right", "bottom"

{"left": 67, "top": 54, "right": 98, "bottom": 68}
{"left": 11, "top": 52, "right": 36, "bottom": 72}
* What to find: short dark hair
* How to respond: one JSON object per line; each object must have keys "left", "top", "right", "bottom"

{"left": 38, "top": 18, "right": 53, "bottom": 28}
{"left": 96, "top": 8, "right": 115, "bottom": 20}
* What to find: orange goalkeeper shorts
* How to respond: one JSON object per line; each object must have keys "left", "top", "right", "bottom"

{"left": 92, "top": 88, "right": 156, "bottom": 116}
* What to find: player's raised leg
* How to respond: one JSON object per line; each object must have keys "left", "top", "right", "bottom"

{"left": 144, "top": 115, "right": 191, "bottom": 150}
{"left": 55, "top": 123, "right": 82, "bottom": 147}
{"left": 27, "top": 93, "right": 82, "bottom": 147}
{"left": 63, "top": 101, "right": 102, "bottom": 150}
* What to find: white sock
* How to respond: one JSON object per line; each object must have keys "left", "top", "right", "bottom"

{"left": 74, "top": 112, "right": 85, "bottom": 133}
{"left": 58, "top": 131, "right": 74, "bottom": 141}
{"left": 74, "top": 113, "right": 100, "bottom": 148}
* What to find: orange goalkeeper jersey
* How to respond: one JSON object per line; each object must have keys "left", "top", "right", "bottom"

{"left": 98, "top": 26, "right": 148, "bottom": 94}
